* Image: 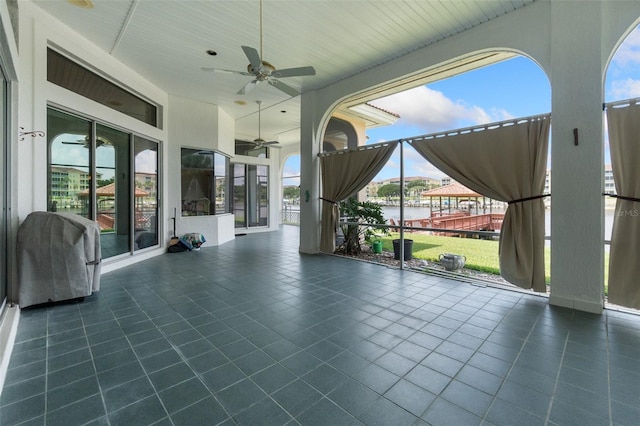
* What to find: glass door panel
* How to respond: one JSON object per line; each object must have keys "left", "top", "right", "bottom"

{"left": 0, "top": 69, "right": 6, "bottom": 307}
{"left": 48, "top": 109, "right": 92, "bottom": 218}
{"left": 233, "top": 163, "right": 269, "bottom": 228}
{"left": 246, "top": 165, "right": 269, "bottom": 227}
{"left": 96, "top": 124, "right": 131, "bottom": 258}
{"left": 233, "top": 163, "right": 246, "bottom": 228}
{"left": 134, "top": 136, "right": 158, "bottom": 250}
{"left": 257, "top": 165, "right": 268, "bottom": 227}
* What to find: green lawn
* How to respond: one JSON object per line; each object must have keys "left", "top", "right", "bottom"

{"left": 375, "top": 233, "right": 610, "bottom": 291}
{"left": 378, "top": 233, "right": 552, "bottom": 283}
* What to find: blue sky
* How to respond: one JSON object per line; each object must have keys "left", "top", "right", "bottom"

{"left": 283, "top": 26, "right": 640, "bottom": 185}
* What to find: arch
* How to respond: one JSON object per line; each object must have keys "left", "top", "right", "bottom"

{"left": 311, "top": 49, "right": 551, "bottom": 149}
{"left": 602, "top": 20, "right": 640, "bottom": 310}
{"left": 323, "top": 117, "right": 359, "bottom": 151}
{"left": 302, "top": 48, "right": 551, "bottom": 275}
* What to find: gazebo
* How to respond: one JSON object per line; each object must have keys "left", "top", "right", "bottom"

{"left": 79, "top": 183, "right": 149, "bottom": 229}
{"left": 420, "top": 182, "right": 486, "bottom": 216}
{"left": 79, "top": 182, "right": 149, "bottom": 204}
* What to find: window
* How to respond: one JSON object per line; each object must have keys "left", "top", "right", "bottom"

{"left": 47, "top": 107, "right": 161, "bottom": 259}
{"left": 232, "top": 163, "right": 269, "bottom": 228}
{"left": 235, "top": 139, "right": 268, "bottom": 158}
{"left": 47, "top": 48, "right": 158, "bottom": 127}
{"left": 181, "top": 148, "right": 228, "bottom": 216}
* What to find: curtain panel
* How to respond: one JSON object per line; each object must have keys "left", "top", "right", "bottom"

{"left": 606, "top": 103, "right": 640, "bottom": 309}
{"left": 319, "top": 142, "right": 398, "bottom": 253}
{"left": 409, "top": 115, "right": 550, "bottom": 292}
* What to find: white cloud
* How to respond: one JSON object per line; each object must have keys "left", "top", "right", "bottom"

{"left": 611, "top": 27, "right": 640, "bottom": 70}
{"left": 610, "top": 78, "right": 640, "bottom": 99}
{"left": 135, "top": 150, "right": 158, "bottom": 174}
{"left": 412, "top": 162, "right": 447, "bottom": 180}
{"left": 369, "top": 85, "right": 508, "bottom": 133}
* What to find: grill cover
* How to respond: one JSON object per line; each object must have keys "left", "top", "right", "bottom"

{"left": 17, "top": 212, "right": 101, "bottom": 307}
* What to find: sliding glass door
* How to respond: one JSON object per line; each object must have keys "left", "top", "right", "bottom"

{"left": 48, "top": 107, "right": 160, "bottom": 259}
{"left": 134, "top": 136, "right": 159, "bottom": 250}
{"left": 96, "top": 124, "right": 131, "bottom": 257}
{"left": 0, "top": 65, "right": 7, "bottom": 309}
{"left": 232, "top": 163, "right": 269, "bottom": 228}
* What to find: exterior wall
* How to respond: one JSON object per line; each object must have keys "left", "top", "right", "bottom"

{"left": 14, "top": 4, "right": 246, "bottom": 274}
{"left": 167, "top": 95, "right": 235, "bottom": 246}
{"left": 231, "top": 149, "right": 282, "bottom": 234}
{"left": 299, "top": 0, "right": 640, "bottom": 313}
{"left": 18, "top": 2, "right": 169, "bottom": 273}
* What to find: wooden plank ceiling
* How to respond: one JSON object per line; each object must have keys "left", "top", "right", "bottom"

{"left": 32, "top": 0, "right": 534, "bottom": 144}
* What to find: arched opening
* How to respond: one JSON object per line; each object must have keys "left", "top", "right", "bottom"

{"left": 323, "top": 117, "right": 359, "bottom": 152}
{"left": 281, "top": 154, "right": 301, "bottom": 225}
{"left": 603, "top": 22, "right": 640, "bottom": 310}
{"left": 324, "top": 53, "right": 551, "bottom": 293}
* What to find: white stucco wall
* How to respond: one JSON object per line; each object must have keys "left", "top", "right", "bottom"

{"left": 14, "top": 4, "right": 245, "bottom": 272}
{"left": 299, "top": 0, "right": 640, "bottom": 313}
{"left": 167, "top": 95, "right": 235, "bottom": 246}
{"left": 18, "top": 2, "right": 170, "bottom": 273}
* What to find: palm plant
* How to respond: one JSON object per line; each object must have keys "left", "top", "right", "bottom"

{"left": 336, "top": 198, "right": 389, "bottom": 255}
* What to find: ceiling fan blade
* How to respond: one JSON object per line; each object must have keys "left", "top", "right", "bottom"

{"left": 273, "top": 66, "right": 316, "bottom": 78}
{"left": 201, "top": 67, "right": 252, "bottom": 76}
{"left": 237, "top": 79, "right": 260, "bottom": 95}
{"left": 268, "top": 79, "right": 299, "bottom": 97}
{"left": 241, "top": 46, "right": 263, "bottom": 73}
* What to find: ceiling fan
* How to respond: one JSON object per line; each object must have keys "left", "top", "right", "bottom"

{"left": 61, "top": 136, "right": 110, "bottom": 148}
{"left": 243, "top": 100, "right": 281, "bottom": 150}
{"left": 202, "top": 0, "right": 315, "bottom": 97}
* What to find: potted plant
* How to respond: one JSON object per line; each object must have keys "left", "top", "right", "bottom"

{"left": 336, "top": 198, "right": 389, "bottom": 255}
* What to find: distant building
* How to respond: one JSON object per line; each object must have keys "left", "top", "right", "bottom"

{"left": 366, "top": 176, "right": 441, "bottom": 198}
{"left": 50, "top": 166, "right": 101, "bottom": 210}
{"left": 604, "top": 165, "right": 615, "bottom": 194}
{"left": 135, "top": 171, "right": 158, "bottom": 199}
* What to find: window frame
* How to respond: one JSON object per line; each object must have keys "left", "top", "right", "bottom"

{"left": 180, "top": 147, "right": 229, "bottom": 217}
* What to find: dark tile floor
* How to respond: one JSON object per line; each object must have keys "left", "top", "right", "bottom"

{"left": 2, "top": 226, "right": 640, "bottom": 425}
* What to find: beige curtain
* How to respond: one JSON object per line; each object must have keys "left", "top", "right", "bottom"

{"left": 410, "top": 115, "right": 550, "bottom": 291}
{"left": 319, "top": 142, "right": 398, "bottom": 253}
{"left": 607, "top": 104, "right": 640, "bottom": 309}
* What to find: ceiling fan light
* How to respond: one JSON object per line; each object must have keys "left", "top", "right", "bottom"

{"left": 261, "top": 61, "right": 276, "bottom": 74}
{"left": 67, "top": 0, "right": 94, "bottom": 9}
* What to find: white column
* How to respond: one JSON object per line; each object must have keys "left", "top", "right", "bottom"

{"left": 299, "top": 91, "right": 322, "bottom": 254}
{"left": 549, "top": 1, "right": 605, "bottom": 313}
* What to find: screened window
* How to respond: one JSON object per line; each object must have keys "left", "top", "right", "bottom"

{"left": 47, "top": 48, "right": 158, "bottom": 127}
{"left": 181, "top": 148, "right": 229, "bottom": 216}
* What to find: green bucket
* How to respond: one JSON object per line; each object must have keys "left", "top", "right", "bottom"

{"left": 372, "top": 240, "right": 383, "bottom": 254}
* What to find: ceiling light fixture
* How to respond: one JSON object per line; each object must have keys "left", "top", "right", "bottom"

{"left": 67, "top": 0, "right": 94, "bottom": 9}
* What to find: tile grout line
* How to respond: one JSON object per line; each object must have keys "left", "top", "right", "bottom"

{"left": 543, "top": 328, "right": 570, "bottom": 425}
{"left": 480, "top": 294, "right": 550, "bottom": 424}
{"left": 605, "top": 311, "right": 613, "bottom": 426}
{"left": 77, "top": 298, "right": 113, "bottom": 426}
